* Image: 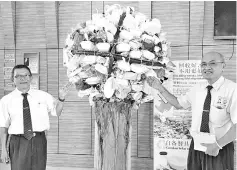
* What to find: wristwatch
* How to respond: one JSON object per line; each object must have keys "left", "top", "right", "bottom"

{"left": 58, "top": 97, "right": 65, "bottom": 102}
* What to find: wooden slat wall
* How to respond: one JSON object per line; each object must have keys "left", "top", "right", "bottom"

{"left": 189, "top": 1, "right": 204, "bottom": 46}
{"left": 58, "top": 1, "right": 92, "bottom": 49}
{"left": 15, "top": 2, "right": 46, "bottom": 49}
{"left": 47, "top": 49, "right": 59, "bottom": 154}
{"left": 59, "top": 102, "right": 92, "bottom": 154}
{"left": 152, "top": 1, "right": 189, "bottom": 46}
{"left": 138, "top": 103, "right": 152, "bottom": 158}
{"left": 0, "top": 3, "right": 4, "bottom": 97}
{"left": 1, "top": 2, "right": 15, "bottom": 50}
{"left": 43, "top": 1, "right": 58, "bottom": 49}
{"left": 0, "top": 1, "right": 236, "bottom": 169}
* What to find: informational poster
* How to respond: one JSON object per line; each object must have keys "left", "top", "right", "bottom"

{"left": 4, "top": 58, "right": 15, "bottom": 63}
{"left": 154, "top": 60, "right": 206, "bottom": 170}
{"left": 3, "top": 58, "right": 14, "bottom": 80}
{"left": 24, "top": 53, "right": 39, "bottom": 74}
{"left": 5, "top": 53, "right": 15, "bottom": 59}
{"left": 3, "top": 54, "right": 15, "bottom": 94}
{"left": 24, "top": 56, "right": 39, "bottom": 74}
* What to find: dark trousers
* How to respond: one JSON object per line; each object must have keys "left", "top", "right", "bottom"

{"left": 9, "top": 132, "right": 47, "bottom": 170}
{"left": 187, "top": 138, "right": 234, "bottom": 170}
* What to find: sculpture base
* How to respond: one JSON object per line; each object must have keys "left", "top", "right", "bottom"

{"left": 94, "top": 101, "right": 132, "bottom": 170}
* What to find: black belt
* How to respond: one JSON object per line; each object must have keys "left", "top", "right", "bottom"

{"left": 12, "top": 131, "right": 45, "bottom": 137}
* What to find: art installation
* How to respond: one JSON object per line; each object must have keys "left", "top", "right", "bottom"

{"left": 63, "top": 4, "right": 175, "bottom": 170}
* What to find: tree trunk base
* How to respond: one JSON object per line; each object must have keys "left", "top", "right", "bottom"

{"left": 94, "top": 101, "right": 132, "bottom": 170}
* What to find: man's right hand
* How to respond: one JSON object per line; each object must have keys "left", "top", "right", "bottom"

{"left": 1, "top": 148, "right": 10, "bottom": 164}
{"left": 146, "top": 76, "right": 162, "bottom": 89}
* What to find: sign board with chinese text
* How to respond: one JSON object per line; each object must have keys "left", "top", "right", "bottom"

{"left": 154, "top": 60, "right": 206, "bottom": 170}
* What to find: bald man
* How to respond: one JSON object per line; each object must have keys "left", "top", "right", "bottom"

{"left": 147, "top": 52, "right": 236, "bottom": 170}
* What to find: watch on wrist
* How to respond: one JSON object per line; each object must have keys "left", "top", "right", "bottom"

{"left": 58, "top": 97, "right": 65, "bottom": 102}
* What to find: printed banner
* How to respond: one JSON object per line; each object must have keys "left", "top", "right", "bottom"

{"left": 154, "top": 60, "right": 206, "bottom": 170}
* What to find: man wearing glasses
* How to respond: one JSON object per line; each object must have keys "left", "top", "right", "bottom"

{"left": 147, "top": 51, "right": 236, "bottom": 170}
{"left": 0, "top": 64, "right": 70, "bottom": 170}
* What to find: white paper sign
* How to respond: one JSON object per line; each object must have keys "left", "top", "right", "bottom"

{"left": 3, "top": 67, "right": 13, "bottom": 74}
{"left": 5, "top": 53, "right": 14, "bottom": 59}
{"left": 154, "top": 60, "right": 205, "bottom": 170}
{"left": 4, "top": 59, "right": 15, "bottom": 63}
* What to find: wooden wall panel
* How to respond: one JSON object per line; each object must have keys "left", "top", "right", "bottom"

{"left": 150, "top": 106, "right": 153, "bottom": 159}
{"left": 91, "top": 107, "right": 95, "bottom": 155}
{"left": 132, "top": 157, "right": 152, "bottom": 170}
{"left": 59, "top": 101, "right": 92, "bottom": 154}
{"left": 152, "top": 1, "right": 189, "bottom": 46}
{"left": 0, "top": 5, "right": 4, "bottom": 50}
{"left": 58, "top": 49, "right": 88, "bottom": 102}
{"left": 0, "top": 5, "right": 4, "bottom": 98}
{"left": 16, "top": 2, "right": 46, "bottom": 49}
{"left": 189, "top": 1, "right": 204, "bottom": 45}
{"left": 170, "top": 46, "right": 189, "bottom": 61}
{"left": 203, "top": 45, "right": 236, "bottom": 82}
{"left": 58, "top": 1, "right": 91, "bottom": 48}
{"left": 203, "top": 1, "right": 233, "bottom": 46}
{"left": 43, "top": 2, "right": 58, "bottom": 49}
{"left": 138, "top": 102, "right": 152, "bottom": 157}
{"left": 91, "top": 1, "right": 103, "bottom": 15}
{"left": 39, "top": 49, "right": 47, "bottom": 92}
{"left": 131, "top": 109, "right": 138, "bottom": 157}
{"left": 104, "top": 1, "right": 139, "bottom": 11}
{"left": 138, "top": 1, "right": 151, "bottom": 19}
{"left": 47, "top": 116, "right": 59, "bottom": 154}
{"left": 47, "top": 49, "right": 59, "bottom": 97}
{"left": 47, "top": 49, "right": 59, "bottom": 153}
{"left": 47, "top": 154, "right": 94, "bottom": 168}
{"left": 189, "top": 45, "right": 203, "bottom": 60}
{"left": 0, "top": 2, "right": 15, "bottom": 49}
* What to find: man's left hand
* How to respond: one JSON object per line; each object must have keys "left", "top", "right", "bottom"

{"left": 201, "top": 142, "right": 220, "bottom": 157}
{"left": 59, "top": 82, "right": 73, "bottom": 100}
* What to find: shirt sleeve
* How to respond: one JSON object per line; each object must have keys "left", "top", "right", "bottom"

{"left": 44, "top": 92, "right": 57, "bottom": 117}
{"left": 177, "top": 86, "right": 195, "bottom": 110}
{"left": 0, "top": 98, "right": 10, "bottom": 128}
{"left": 229, "top": 86, "right": 237, "bottom": 124}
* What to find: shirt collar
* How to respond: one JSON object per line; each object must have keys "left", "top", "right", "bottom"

{"left": 202, "top": 76, "right": 225, "bottom": 91}
{"left": 13, "top": 88, "right": 34, "bottom": 97}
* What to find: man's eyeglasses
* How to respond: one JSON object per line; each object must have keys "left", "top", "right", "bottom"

{"left": 14, "top": 75, "right": 31, "bottom": 79}
{"left": 200, "top": 61, "right": 224, "bottom": 68}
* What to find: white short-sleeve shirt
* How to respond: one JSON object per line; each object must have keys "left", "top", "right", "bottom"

{"left": 0, "top": 88, "right": 57, "bottom": 134}
{"left": 178, "top": 76, "right": 237, "bottom": 140}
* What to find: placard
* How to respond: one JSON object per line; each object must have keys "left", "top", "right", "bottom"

{"left": 154, "top": 60, "right": 206, "bottom": 170}
{"left": 3, "top": 67, "right": 13, "bottom": 74}
{"left": 4, "top": 59, "right": 15, "bottom": 63}
{"left": 24, "top": 53, "right": 39, "bottom": 74}
{"left": 4, "top": 74, "right": 11, "bottom": 80}
{"left": 5, "top": 53, "right": 15, "bottom": 59}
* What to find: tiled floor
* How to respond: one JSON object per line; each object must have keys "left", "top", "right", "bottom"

{"left": 0, "top": 163, "right": 95, "bottom": 170}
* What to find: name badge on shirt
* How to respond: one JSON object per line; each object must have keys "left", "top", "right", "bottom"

{"left": 214, "top": 96, "right": 228, "bottom": 109}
